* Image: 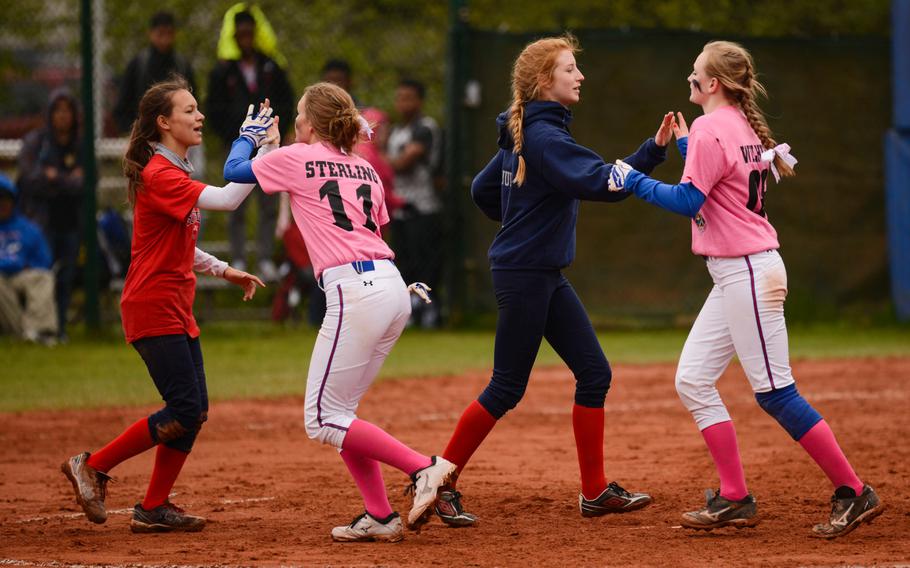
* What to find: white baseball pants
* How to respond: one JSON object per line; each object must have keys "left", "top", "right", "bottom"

{"left": 304, "top": 260, "right": 411, "bottom": 448}
{"left": 676, "top": 249, "right": 796, "bottom": 430}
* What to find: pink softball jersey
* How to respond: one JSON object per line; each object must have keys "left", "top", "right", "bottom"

{"left": 253, "top": 142, "right": 394, "bottom": 278}
{"left": 682, "top": 105, "right": 780, "bottom": 257}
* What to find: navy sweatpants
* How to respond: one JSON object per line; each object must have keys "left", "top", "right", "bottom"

{"left": 477, "top": 269, "right": 612, "bottom": 418}
{"left": 132, "top": 334, "right": 209, "bottom": 452}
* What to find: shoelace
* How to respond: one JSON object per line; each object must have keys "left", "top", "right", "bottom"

{"left": 162, "top": 501, "right": 186, "bottom": 514}
{"left": 96, "top": 471, "right": 113, "bottom": 501}
{"left": 607, "top": 481, "right": 631, "bottom": 497}
{"left": 349, "top": 512, "right": 368, "bottom": 527}
{"left": 403, "top": 483, "right": 416, "bottom": 497}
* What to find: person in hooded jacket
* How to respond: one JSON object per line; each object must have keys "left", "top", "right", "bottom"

{"left": 16, "top": 88, "right": 84, "bottom": 341}
{"left": 431, "top": 34, "right": 676, "bottom": 527}
{"left": 0, "top": 173, "right": 58, "bottom": 345}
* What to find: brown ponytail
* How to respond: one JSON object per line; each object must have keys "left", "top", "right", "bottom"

{"left": 123, "top": 77, "right": 190, "bottom": 205}
{"left": 701, "top": 41, "right": 795, "bottom": 178}
{"left": 302, "top": 82, "right": 362, "bottom": 153}
{"left": 509, "top": 33, "right": 579, "bottom": 186}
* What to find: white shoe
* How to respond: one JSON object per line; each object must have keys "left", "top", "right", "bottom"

{"left": 406, "top": 456, "right": 457, "bottom": 530}
{"left": 331, "top": 511, "right": 404, "bottom": 543}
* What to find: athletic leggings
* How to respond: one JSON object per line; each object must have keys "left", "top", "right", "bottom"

{"left": 478, "top": 269, "right": 612, "bottom": 418}
{"left": 132, "top": 334, "right": 209, "bottom": 452}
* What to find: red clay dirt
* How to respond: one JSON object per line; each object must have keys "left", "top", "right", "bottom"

{"left": 1, "top": 358, "right": 908, "bottom": 567}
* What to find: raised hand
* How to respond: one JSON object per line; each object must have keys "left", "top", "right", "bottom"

{"left": 239, "top": 101, "right": 275, "bottom": 147}
{"left": 655, "top": 111, "right": 675, "bottom": 147}
{"left": 672, "top": 111, "right": 689, "bottom": 139}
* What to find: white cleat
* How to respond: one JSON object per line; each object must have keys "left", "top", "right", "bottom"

{"left": 331, "top": 511, "right": 404, "bottom": 543}
{"left": 406, "top": 456, "right": 458, "bottom": 531}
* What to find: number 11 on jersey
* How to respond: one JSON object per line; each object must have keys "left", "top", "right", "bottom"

{"left": 319, "top": 180, "right": 378, "bottom": 232}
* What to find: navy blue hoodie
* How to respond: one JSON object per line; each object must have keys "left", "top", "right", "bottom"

{"left": 471, "top": 100, "right": 666, "bottom": 270}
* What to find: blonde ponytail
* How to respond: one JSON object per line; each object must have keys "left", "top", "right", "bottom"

{"left": 302, "top": 82, "right": 362, "bottom": 153}
{"left": 702, "top": 40, "right": 795, "bottom": 178}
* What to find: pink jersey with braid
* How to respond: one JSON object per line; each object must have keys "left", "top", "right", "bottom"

{"left": 682, "top": 105, "right": 779, "bottom": 257}
{"left": 252, "top": 141, "right": 393, "bottom": 278}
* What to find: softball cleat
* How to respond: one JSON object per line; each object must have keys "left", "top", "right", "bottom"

{"left": 405, "top": 456, "right": 457, "bottom": 531}
{"left": 332, "top": 511, "right": 404, "bottom": 543}
{"left": 681, "top": 489, "right": 760, "bottom": 530}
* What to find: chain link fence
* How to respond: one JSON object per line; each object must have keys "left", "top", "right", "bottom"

{"left": 0, "top": 2, "right": 895, "bottom": 331}
{"left": 1, "top": 0, "right": 450, "bottom": 327}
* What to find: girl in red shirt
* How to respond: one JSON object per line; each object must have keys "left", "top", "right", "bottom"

{"left": 61, "top": 77, "right": 271, "bottom": 533}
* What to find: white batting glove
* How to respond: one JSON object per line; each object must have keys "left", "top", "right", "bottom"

{"left": 407, "top": 282, "right": 432, "bottom": 304}
{"left": 239, "top": 104, "right": 275, "bottom": 148}
{"left": 608, "top": 159, "right": 634, "bottom": 191}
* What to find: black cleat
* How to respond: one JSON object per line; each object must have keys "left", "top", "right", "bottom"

{"left": 435, "top": 487, "right": 477, "bottom": 527}
{"left": 681, "top": 489, "right": 759, "bottom": 531}
{"left": 580, "top": 481, "right": 652, "bottom": 517}
{"left": 130, "top": 501, "right": 206, "bottom": 533}
{"left": 811, "top": 485, "right": 884, "bottom": 539}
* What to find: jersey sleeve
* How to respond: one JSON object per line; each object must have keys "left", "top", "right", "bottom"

{"left": 144, "top": 167, "right": 206, "bottom": 221}
{"left": 680, "top": 127, "right": 727, "bottom": 197}
{"left": 251, "top": 146, "right": 293, "bottom": 195}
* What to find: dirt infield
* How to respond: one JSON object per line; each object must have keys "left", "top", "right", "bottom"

{"left": 2, "top": 357, "right": 908, "bottom": 567}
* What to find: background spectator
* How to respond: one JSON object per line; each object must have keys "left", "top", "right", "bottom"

{"left": 0, "top": 174, "right": 57, "bottom": 346}
{"left": 387, "top": 79, "right": 443, "bottom": 328}
{"left": 113, "top": 11, "right": 196, "bottom": 135}
{"left": 208, "top": 5, "right": 294, "bottom": 280}
{"left": 16, "top": 88, "right": 83, "bottom": 341}
{"left": 112, "top": 11, "right": 205, "bottom": 178}
{"left": 357, "top": 107, "right": 404, "bottom": 221}
{"left": 320, "top": 58, "right": 362, "bottom": 106}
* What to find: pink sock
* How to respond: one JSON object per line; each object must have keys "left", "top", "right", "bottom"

{"left": 799, "top": 420, "right": 864, "bottom": 495}
{"left": 701, "top": 421, "right": 749, "bottom": 501}
{"left": 341, "top": 419, "right": 432, "bottom": 476}
{"left": 340, "top": 449, "right": 394, "bottom": 519}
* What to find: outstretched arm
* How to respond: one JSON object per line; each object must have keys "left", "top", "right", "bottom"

{"left": 613, "top": 162, "right": 705, "bottom": 218}
{"left": 194, "top": 247, "right": 265, "bottom": 301}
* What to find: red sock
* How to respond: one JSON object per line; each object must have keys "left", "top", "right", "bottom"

{"left": 442, "top": 400, "right": 498, "bottom": 486}
{"left": 86, "top": 417, "right": 155, "bottom": 473}
{"left": 572, "top": 404, "right": 607, "bottom": 500}
{"left": 142, "top": 444, "right": 189, "bottom": 510}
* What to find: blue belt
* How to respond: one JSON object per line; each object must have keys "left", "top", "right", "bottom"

{"left": 351, "top": 260, "right": 375, "bottom": 274}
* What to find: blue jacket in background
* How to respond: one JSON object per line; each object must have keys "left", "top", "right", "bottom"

{"left": 471, "top": 100, "right": 666, "bottom": 270}
{"left": 0, "top": 179, "right": 53, "bottom": 276}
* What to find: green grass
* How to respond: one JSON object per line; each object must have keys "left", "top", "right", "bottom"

{"left": 1, "top": 322, "right": 908, "bottom": 412}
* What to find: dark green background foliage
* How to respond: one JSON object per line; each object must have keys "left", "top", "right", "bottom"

{"left": 459, "top": 30, "right": 891, "bottom": 323}
{"left": 0, "top": 1, "right": 894, "bottom": 323}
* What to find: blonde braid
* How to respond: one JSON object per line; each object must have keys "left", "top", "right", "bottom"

{"left": 703, "top": 41, "right": 796, "bottom": 178}
{"left": 509, "top": 96, "right": 527, "bottom": 186}
{"left": 507, "top": 33, "right": 579, "bottom": 187}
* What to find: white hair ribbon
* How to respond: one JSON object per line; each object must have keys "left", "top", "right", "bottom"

{"left": 760, "top": 143, "right": 798, "bottom": 183}
{"left": 357, "top": 115, "right": 374, "bottom": 141}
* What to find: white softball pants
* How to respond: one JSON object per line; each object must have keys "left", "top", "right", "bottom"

{"left": 676, "top": 249, "right": 796, "bottom": 430}
{"left": 304, "top": 259, "right": 411, "bottom": 448}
